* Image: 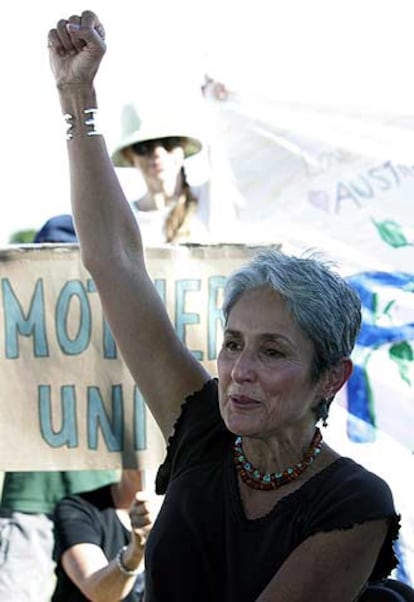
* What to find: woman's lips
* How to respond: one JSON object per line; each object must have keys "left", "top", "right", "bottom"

{"left": 229, "top": 394, "right": 260, "bottom": 407}
{"left": 150, "top": 163, "right": 164, "bottom": 173}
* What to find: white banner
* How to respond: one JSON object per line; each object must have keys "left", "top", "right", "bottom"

{"left": 205, "top": 93, "right": 414, "bottom": 584}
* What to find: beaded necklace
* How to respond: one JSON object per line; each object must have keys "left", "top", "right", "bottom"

{"left": 233, "top": 428, "right": 323, "bottom": 491}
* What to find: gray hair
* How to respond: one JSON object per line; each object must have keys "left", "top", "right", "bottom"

{"left": 222, "top": 249, "right": 361, "bottom": 381}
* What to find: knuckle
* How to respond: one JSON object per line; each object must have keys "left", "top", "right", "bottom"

{"left": 81, "top": 9, "right": 96, "bottom": 20}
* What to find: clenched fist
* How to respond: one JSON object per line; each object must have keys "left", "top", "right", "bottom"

{"left": 48, "top": 10, "right": 106, "bottom": 89}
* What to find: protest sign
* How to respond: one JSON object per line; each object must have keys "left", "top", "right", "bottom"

{"left": 0, "top": 243, "right": 264, "bottom": 471}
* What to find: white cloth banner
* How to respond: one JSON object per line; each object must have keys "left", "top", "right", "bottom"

{"left": 206, "top": 93, "right": 414, "bottom": 585}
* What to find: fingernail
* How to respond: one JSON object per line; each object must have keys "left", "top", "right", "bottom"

{"left": 66, "top": 23, "right": 80, "bottom": 32}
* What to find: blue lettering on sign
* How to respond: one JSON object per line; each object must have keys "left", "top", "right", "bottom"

{"left": 335, "top": 181, "right": 361, "bottom": 210}
{"left": 367, "top": 165, "right": 393, "bottom": 191}
{"left": 1, "top": 274, "right": 227, "bottom": 360}
{"left": 133, "top": 387, "right": 147, "bottom": 450}
{"left": 56, "top": 280, "right": 91, "bottom": 355}
{"left": 38, "top": 384, "right": 78, "bottom": 447}
{"left": 38, "top": 384, "right": 147, "bottom": 451}
{"left": 208, "top": 276, "right": 225, "bottom": 360}
{"left": 87, "top": 278, "right": 118, "bottom": 359}
{"left": 176, "top": 279, "right": 202, "bottom": 360}
{"left": 103, "top": 319, "right": 117, "bottom": 359}
{"left": 2, "top": 278, "right": 49, "bottom": 358}
{"left": 154, "top": 278, "right": 166, "bottom": 304}
{"left": 334, "top": 161, "right": 413, "bottom": 213}
{"left": 88, "top": 385, "right": 124, "bottom": 451}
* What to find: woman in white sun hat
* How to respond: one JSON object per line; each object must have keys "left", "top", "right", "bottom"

{"left": 111, "top": 102, "right": 240, "bottom": 245}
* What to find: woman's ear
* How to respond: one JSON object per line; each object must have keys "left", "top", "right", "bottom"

{"left": 323, "top": 357, "right": 353, "bottom": 400}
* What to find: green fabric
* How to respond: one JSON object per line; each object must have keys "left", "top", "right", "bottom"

{"left": 1, "top": 471, "right": 120, "bottom": 514}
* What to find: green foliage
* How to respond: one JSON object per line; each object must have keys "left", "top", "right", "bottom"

{"left": 8, "top": 229, "right": 37, "bottom": 244}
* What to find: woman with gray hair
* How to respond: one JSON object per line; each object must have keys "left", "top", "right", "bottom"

{"left": 47, "top": 11, "right": 402, "bottom": 601}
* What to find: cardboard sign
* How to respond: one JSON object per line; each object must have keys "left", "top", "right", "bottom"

{"left": 0, "top": 243, "right": 265, "bottom": 470}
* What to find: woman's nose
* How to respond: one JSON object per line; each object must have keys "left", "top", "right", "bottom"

{"left": 150, "top": 144, "right": 168, "bottom": 157}
{"left": 231, "top": 350, "right": 257, "bottom": 383}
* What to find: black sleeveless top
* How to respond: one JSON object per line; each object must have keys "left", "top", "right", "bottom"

{"left": 145, "top": 379, "right": 400, "bottom": 602}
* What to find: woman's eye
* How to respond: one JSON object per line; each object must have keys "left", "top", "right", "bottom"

{"left": 224, "top": 339, "right": 240, "bottom": 351}
{"left": 262, "top": 348, "right": 283, "bottom": 358}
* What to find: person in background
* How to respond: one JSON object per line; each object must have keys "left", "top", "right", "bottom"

{"left": 34, "top": 214, "right": 78, "bottom": 243}
{"left": 0, "top": 214, "right": 119, "bottom": 602}
{"left": 111, "top": 103, "right": 240, "bottom": 246}
{"left": 52, "top": 469, "right": 155, "bottom": 602}
{"left": 47, "top": 12, "right": 406, "bottom": 601}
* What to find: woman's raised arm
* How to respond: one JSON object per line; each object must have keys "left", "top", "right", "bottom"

{"left": 48, "top": 10, "right": 209, "bottom": 439}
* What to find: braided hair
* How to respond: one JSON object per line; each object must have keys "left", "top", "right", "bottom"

{"left": 164, "top": 167, "right": 198, "bottom": 243}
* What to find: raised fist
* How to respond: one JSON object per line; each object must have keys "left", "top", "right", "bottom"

{"left": 47, "top": 10, "right": 106, "bottom": 88}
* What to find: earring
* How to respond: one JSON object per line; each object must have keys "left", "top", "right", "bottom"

{"left": 315, "top": 398, "right": 329, "bottom": 427}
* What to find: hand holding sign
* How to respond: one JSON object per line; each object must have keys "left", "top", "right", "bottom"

{"left": 128, "top": 491, "right": 156, "bottom": 549}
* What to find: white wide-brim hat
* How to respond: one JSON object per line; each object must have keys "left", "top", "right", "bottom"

{"left": 111, "top": 103, "right": 204, "bottom": 167}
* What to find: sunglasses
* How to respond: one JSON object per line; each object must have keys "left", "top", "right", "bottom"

{"left": 131, "top": 137, "right": 184, "bottom": 156}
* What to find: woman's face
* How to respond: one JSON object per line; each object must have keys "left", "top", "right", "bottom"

{"left": 218, "top": 287, "right": 327, "bottom": 438}
{"left": 127, "top": 138, "right": 185, "bottom": 185}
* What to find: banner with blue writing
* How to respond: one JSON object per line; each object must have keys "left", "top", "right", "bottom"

{"left": 0, "top": 244, "right": 261, "bottom": 471}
